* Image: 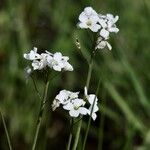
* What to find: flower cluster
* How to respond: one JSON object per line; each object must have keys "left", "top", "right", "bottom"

{"left": 78, "top": 7, "right": 119, "bottom": 50}
{"left": 52, "top": 87, "right": 99, "bottom": 120}
{"left": 23, "top": 47, "right": 73, "bottom": 72}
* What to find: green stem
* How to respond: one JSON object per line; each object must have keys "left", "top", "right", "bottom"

{"left": 66, "top": 119, "right": 73, "bottom": 150}
{"left": 31, "top": 76, "right": 42, "bottom": 100}
{"left": 72, "top": 52, "right": 95, "bottom": 150}
{"left": 98, "top": 112, "right": 105, "bottom": 150}
{"left": 86, "top": 58, "right": 94, "bottom": 90}
{"left": 0, "top": 110, "right": 12, "bottom": 150}
{"left": 98, "top": 91, "right": 106, "bottom": 150}
{"left": 72, "top": 119, "right": 82, "bottom": 150}
{"left": 31, "top": 79, "right": 50, "bottom": 150}
{"left": 82, "top": 79, "right": 101, "bottom": 150}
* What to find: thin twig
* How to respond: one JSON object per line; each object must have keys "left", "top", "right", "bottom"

{"left": 31, "top": 76, "right": 42, "bottom": 100}
{"left": 98, "top": 90, "right": 106, "bottom": 150}
{"left": 31, "top": 76, "right": 50, "bottom": 150}
{"left": 66, "top": 118, "right": 73, "bottom": 150}
{"left": 0, "top": 110, "right": 12, "bottom": 150}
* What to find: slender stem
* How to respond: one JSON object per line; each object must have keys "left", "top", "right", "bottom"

{"left": 0, "top": 110, "right": 12, "bottom": 150}
{"left": 82, "top": 79, "right": 101, "bottom": 150}
{"left": 31, "top": 79, "right": 50, "bottom": 150}
{"left": 66, "top": 119, "right": 73, "bottom": 150}
{"left": 98, "top": 112, "right": 105, "bottom": 150}
{"left": 98, "top": 91, "right": 106, "bottom": 150}
{"left": 86, "top": 58, "right": 94, "bottom": 90}
{"left": 72, "top": 119, "right": 82, "bottom": 150}
{"left": 31, "top": 76, "right": 42, "bottom": 100}
{"left": 72, "top": 52, "right": 95, "bottom": 150}
{"left": 67, "top": 134, "right": 73, "bottom": 150}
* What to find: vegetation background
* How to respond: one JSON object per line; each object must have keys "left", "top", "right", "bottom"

{"left": 0, "top": 0, "right": 150, "bottom": 149}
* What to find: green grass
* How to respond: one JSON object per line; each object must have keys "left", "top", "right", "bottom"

{"left": 0, "top": 0, "right": 150, "bottom": 149}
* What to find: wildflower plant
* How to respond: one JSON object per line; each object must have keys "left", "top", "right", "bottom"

{"left": 23, "top": 47, "right": 74, "bottom": 150}
{"left": 22, "top": 6, "right": 119, "bottom": 150}
{"left": 24, "top": 47, "right": 73, "bottom": 72}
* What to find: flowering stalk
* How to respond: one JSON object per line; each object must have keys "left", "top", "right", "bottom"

{"left": 82, "top": 78, "right": 101, "bottom": 150}
{"left": 31, "top": 74, "right": 50, "bottom": 150}
{"left": 0, "top": 110, "right": 12, "bottom": 150}
{"left": 72, "top": 52, "right": 95, "bottom": 150}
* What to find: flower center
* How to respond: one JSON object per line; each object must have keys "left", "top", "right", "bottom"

{"left": 86, "top": 20, "right": 92, "bottom": 26}
{"left": 74, "top": 105, "right": 79, "bottom": 110}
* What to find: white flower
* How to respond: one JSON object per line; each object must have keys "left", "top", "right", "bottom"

{"left": 63, "top": 99, "right": 88, "bottom": 117}
{"left": 87, "top": 94, "right": 99, "bottom": 120}
{"left": 32, "top": 53, "right": 48, "bottom": 70}
{"left": 48, "top": 52, "right": 64, "bottom": 71}
{"left": 24, "top": 66, "right": 32, "bottom": 78}
{"left": 88, "top": 104, "right": 99, "bottom": 120}
{"left": 55, "top": 90, "right": 71, "bottom": 104}
{"left": 106, "top": 14, "right": 119, "bottom": 33}
{"left": 52, "top": 88, "right": 99, "bottom": 119}
{"left": 78, "top": 7, "right": 101, "bottom": 32}
{"left": 24, "top": 48, "right": 73, "bottom": 72}
{"left": 52, "top": 90, "right": 89, "bottom": 118}
{"left": 63, "top": 62, "right": 73, "bottom": 71}
{"left": 47, "top": 52, "right": 73, "bottom": 72}
{"left": 52, "top": 99, "right": 60, "bottom": 111}
{"left": 23, "top": 47, "right": 41, "bottom": 60}
{"left": 100, "top": 28, "right": 110, "bottom": 39}
{"left": 99, "top": 13, "right": 119, "bottom": 39}
{"left": 84, "top": 87, "right": 99, "bottom": 120}
{"left": 95, "top": 37, "right": 112, "bottom": 50}
{"left": 52, "top": 90, "right": 79, "bottom": 110}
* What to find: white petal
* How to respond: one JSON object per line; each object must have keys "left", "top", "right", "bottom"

{"left": 32, "top": 60, "right": 40, "bottom": 70}
{"left": 106, "top": 42, "right": 112, "bottom": 50}
{"left": 79, "top": 107, "right": 88, "bottom": 115}
{"left": 69, "top": 92, "right": 79, "bottom": 99}
{"left": 89, "top": 104, "right": 99, "bottom": 113}
{"left": 108, "top": 27, "right": 119, "bottom": 33}
{"left": 78, "top": 22, "right": 88, "bottom": 29}
{"left": 47, "top": 55, "right": 53, "bottom": 64}
{"left": 84, "top": 86, "right": 88, "bottom": 96}
{"left": 53, "top": 52, "right": 62, "bottom": 61}
{"left": 33, "top": 47, "right": 38, "bottom": 52}
{"left": 53, "top": 65, "right": 62, "bottom": 71}
{"left": 90, "top": 15, "right": 100, "bottom": 23}
{"left": 92, "top": 113, "right": 97, "bottom": 120}
{"left": 23, "top": 53, "right": 28, "bottom": 59}
{"left": 45, "top": 50, "right": 53, "bottom": 55}
{"left": 114, "top": 15, "right": 119, "bottom": 23}
{"left": 63, "top": 103, "right": 73, "bottom": 110}
{"left": 90, "top": 23, "right": 101, "bottom": 32}
{"left": 69, "top": 110, "right": 80, "bottom": 117}
{"left": 84, "top": 7, "right": 97, "bottom": 16}
{"left": 97, "top": 41, "right": 107, "bottom": 49}
{"left": 79, "top": 12, "right": 88, "bottom": 22}
{"left": 99, "top": 19, "right": 107, "bottom": 28}
{"left": 88, "top": 109, "right": 97, "bottom": 120}
{"left": 52, "top": 99, "right": 60, "bottom": 111}
{"left": 100, "top": 29, "right": 109, "bottom": 39}
{"left": 106, "top": 14, "right": 115, "bottom": 21}
{"left": 73, "top": 99, "right": 85, "bottom": 107}
{"left": 56, "top": 90, "right": 69, "bottom": 102}
{"left": 88, "top": 94, "right": 98, "bottom": 104}
{"left": 63, "top": 62, "right": 73, "bottom": 71}
{"left": 62, "top": 56, "right": 69, "bottom": 61}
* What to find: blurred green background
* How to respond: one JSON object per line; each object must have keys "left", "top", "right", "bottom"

{"left": 0, "top": 0, "right": 150, "bottom": 149}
